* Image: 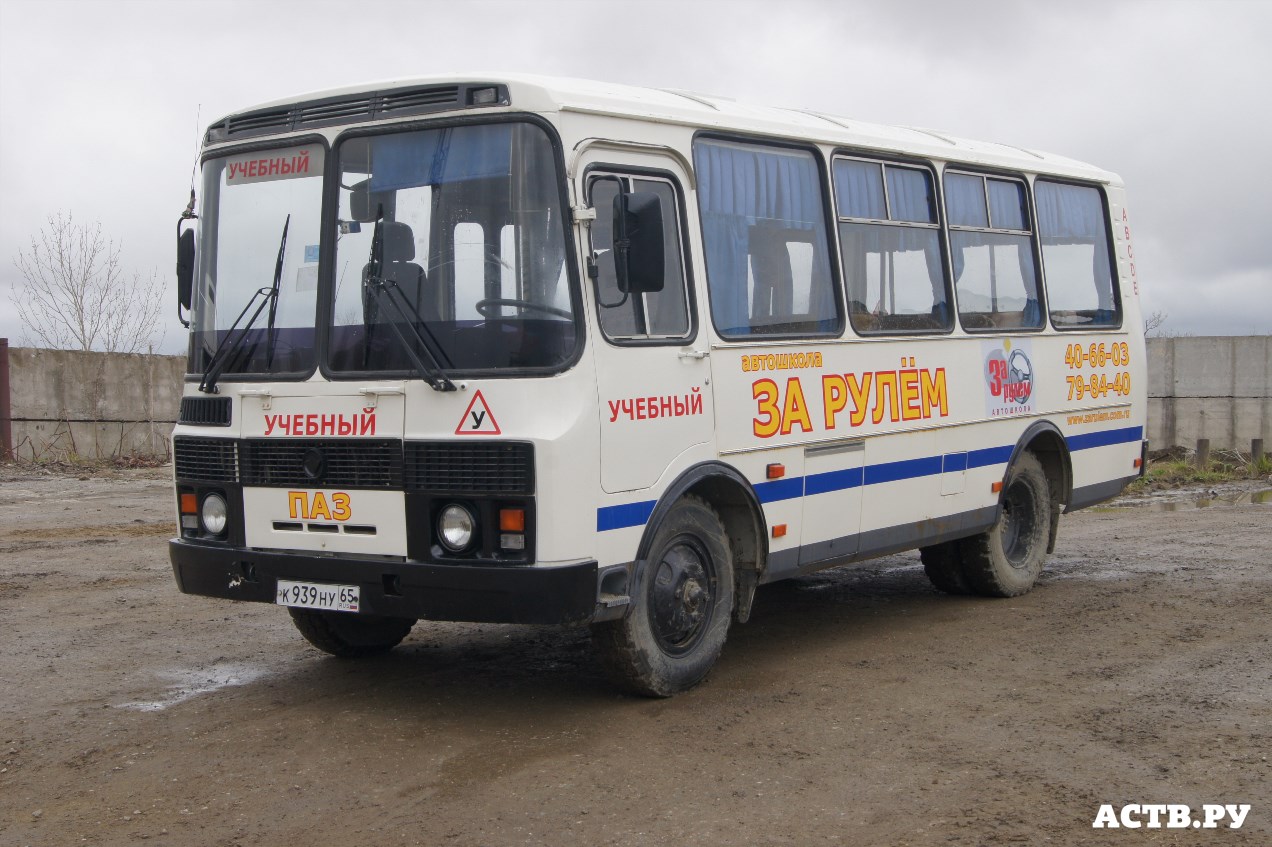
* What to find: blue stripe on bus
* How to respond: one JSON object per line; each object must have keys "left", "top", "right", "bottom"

{"left": 864, "top": 455, "right": 944, "bottom": 486}
{"left": 595, "top": 426, "right": 1143, "bottom": 532}
{"left": 804, "top": 466, "right": 865, "bottom": 496}
{"left": 1066, "top": 425, "right": 1143, "bottom": 452}
{"left": 967, "top": 445, "right": 1014, "bottom": 468}
{"left": 754, "top": 477, "right": 804, "bottom": 504}
{"left": 596, "top": 499, "right": 657, "bottom": 532}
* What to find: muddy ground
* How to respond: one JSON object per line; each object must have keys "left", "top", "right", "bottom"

{"left": 1, "top": 467, "right": 1269, "bottom": 846}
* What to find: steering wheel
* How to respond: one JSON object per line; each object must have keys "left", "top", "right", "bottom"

{"left": 475, "top": 298, "right": 572, "bottom": 320}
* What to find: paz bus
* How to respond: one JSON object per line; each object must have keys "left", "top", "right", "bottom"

{"left": 170, "top": 74, "right": 1147, "bottom": 696}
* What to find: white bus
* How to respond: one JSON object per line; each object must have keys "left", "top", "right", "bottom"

{"left": 170, "top": 75, "right": 1147, "bottom": 696}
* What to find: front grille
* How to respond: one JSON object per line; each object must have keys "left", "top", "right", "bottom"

{"left": 174, "top": 437, "right": 239, "bottom": 482}
{"left": 206, "top": 83, "right": 505, "bottom": 143}
{"left": 239, "top": 439, "right": 403, "bottom": 489}
{"left": 178, "top": 396, "right": 231, "bottom": 427}
{"left": 405, "top": 442, "right": 534, "bottom": 495}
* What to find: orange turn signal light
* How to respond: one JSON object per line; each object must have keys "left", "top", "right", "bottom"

{"left": 499, "top": 508, "right": 525, "bottom": 533}
{"left": 766, "top": 463, "right": 786, "bottom": 479}
{"left": 1133, "top": 458, "right": 1143, "bottom": 468}
{"left": 991, "top": 481, "right": 1003, "bottom": 494}
{"left": 180, "top": 493, "right": 198, "bottom": 514}
{"left": 772, "top": 523, "right": 787, "bottom": 539}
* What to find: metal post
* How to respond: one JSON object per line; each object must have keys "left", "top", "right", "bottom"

{"left": 1253, "top": 439, "right": 1265, "bottom": 467}
{"left": 1195, "top": 438, "right": 1210, "bottom": 469}
{"left": 0, "top": 338, "right": 12, "bottom": 462}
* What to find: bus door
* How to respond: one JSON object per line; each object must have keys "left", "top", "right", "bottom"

{"left": 579, "top": 151, "right": 713, "bottom": 494}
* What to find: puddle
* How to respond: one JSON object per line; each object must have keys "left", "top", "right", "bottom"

{"left": 1094, "top": 489, "right": 1272, "bottom": 513}
{"left": 118, "top": 663, "right": 269, "bottom": 712}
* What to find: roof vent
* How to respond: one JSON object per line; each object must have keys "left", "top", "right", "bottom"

{"left": 205, "top": 83, "right": 509, "bottom": 144}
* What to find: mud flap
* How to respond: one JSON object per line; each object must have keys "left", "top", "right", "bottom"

{"left": 1047, "top": 503, "right": 1061, "bottom": 554}
{"left": 734, "top": 567, "right": 758, "bottom": 624}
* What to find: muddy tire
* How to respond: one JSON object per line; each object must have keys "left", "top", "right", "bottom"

{"left": 961, "top": 451, "right": 1051, "bottom": 597}
{"left": 592, "top": 495, "right": 734, "bottom": 697}
{"left": 288, "top": 608, "right": 416, "bottom": 657}
{"left": 920, "top": 541, "right": 970, "bottom": 595}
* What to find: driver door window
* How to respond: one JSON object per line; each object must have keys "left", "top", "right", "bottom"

{"left": 588, "top": 174, "right": 692, "bottom": 342}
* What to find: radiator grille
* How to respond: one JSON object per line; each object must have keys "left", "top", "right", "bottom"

{"left": 404, "top": 442, "right": 534, "bottom": 494}
{"left": 178, "top": 396, "right": 232, "bottom": 427}
{"left": 174, "top": 438, "right": 239, "bottom": 482}
{"left": 239, "top": 439, "right": 403, "bottom": 489}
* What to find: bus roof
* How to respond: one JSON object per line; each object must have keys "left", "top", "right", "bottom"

{"left": 211, "top": 73, "right": 1119, "bottom": 185}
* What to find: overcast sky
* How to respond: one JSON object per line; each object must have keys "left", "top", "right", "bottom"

{"left": 1, "top": 0, "right": 1269, "bottom": 352}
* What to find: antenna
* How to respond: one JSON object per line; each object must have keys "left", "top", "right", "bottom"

{"left": 187, "top": 104, "right": 202, "bottom": 193}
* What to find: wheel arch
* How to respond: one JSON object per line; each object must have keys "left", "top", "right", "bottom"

{"left": 1006, "top": 420, "right": 1072, "bottom": 553}
{"left": 636, "top": 461, "right": 767, "bottom": 622}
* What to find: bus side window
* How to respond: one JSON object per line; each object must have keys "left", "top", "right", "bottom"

{"left": 833, "top": 158, "right": 951, "bottom": 335}
{"left": 693, "top": 139, "right": 840, "bottom": 339}
{"left": 1035, "top": 180, "right": 1120, "bottom": 328}
{"left": 946, "top": 172, "right": 1044, "bottom": 331}
{"left": 587, "top": 174, "right": 691, "bottom": 341}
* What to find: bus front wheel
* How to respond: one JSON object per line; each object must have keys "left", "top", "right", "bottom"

{"left": 960, "top": 451, "right": 1051, "bottom": 597}
{"left": 288, "top": 608, "right": 416, "bottom": 657}
{"left": 592, "top": 495, "right": 734, "bottom": 697}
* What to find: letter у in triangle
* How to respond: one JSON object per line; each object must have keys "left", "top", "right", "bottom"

{"left": 454, "top": 390, "right": 502, "bottom": 435}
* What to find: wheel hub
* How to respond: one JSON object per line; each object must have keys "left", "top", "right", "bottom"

{"left": 649, "top": 542, "right": 712, "bottom": 652}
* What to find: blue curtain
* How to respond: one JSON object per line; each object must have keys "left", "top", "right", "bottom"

{"left": 886, "top": 167, "right": 936, "bottom": 223}
{"left": 987, "top": 179, "right": 1027, "bottom": 231}
{"left": 694, "top": 140, "right": 828, "bottom": 335}
{"left": 369, "top": 125, "right": 512, "bottom": 192}
{"left": 832, "top": 159, "right": 886, "bottom": 219}
{"left": 1036, "top": 181, "right": 1105, "bottom": 244}
{"left": 945, "top": 173, "right": 987, "bottom": 228}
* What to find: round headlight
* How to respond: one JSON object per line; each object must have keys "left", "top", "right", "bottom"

{"left": 201, "top": 493, "right": 228, "bottom": 536}
{"left": 438, "top": 504, "right": 475, "bottom": 552}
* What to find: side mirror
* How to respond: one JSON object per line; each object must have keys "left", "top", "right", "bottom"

{"left": 613, "top": 191, "right": 665, "bottom": 294}
{"left": 176, "top": 227, "right": 195, "bottom": 311}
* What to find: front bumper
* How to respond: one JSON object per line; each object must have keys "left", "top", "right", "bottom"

{"left": 169, "top": 539, "right": 599, "bottom": 625}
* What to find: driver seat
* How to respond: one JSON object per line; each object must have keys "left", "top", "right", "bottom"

{"left": 362, "top": 222, "right": 436, "bottom": 323}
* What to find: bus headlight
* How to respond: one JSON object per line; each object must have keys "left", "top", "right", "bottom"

{"left": 438, "top": 504, "right": 475, "bottom": 552}
{"left": 201, "top": 492, "right": 228, "bottom": 536}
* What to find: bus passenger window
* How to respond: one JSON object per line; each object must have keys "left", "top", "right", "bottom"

{"left": 834, "top": 158, "right": 951, "bottom": 334}
{"left": 587, "top": 175, "right": 691, "bottom": 341}
{"left": 693, "top": 139, "right": 840, "bottom": 338}
{"left": 945, "top": 173, "right": 1043, "bottom": 331}
{"left": 1035, "top": 180, "right": 1120, "bottom": 328}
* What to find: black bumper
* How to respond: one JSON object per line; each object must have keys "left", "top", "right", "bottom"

{"left": 169, "top": 539, "right": 599, "bottom": 625}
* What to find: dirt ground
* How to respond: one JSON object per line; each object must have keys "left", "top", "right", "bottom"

{"left": 1, "top": 466, "right": 1269, "bottom": 846}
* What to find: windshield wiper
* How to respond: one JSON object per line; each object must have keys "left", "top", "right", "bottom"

{"left": 198, "top": 216, "right": 290, "bottom": 394}
{"left": 362, "top": 214, "right": 456, "bottom": 392}
{"left": 264, "top": 215, "right": 290, "bottom": 368}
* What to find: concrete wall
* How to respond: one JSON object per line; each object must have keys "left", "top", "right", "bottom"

{"left": 2, "top": 337, "right": 1268, "bottom": 460}
{"left": 1147, "top": 336, "right": 1272, "bottom": 451}
{"left": 4, "top": 345, "right": 185, "bottom": 461}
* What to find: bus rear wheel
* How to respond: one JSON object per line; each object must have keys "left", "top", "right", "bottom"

{"left": 920, "top": 541, "right": 970, "bottom": 595}
{"left": 288, "top": 608, "right": 416, "bottom": 657}
{"left": 960, "top": 451, "right": 1051, "bottom": 597}
{"left": 592, "top": 495, "right": 734, "bottom": 697}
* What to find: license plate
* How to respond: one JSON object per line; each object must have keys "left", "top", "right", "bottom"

{"left": 276, "top": 579, "right": 360, "bottom": 613}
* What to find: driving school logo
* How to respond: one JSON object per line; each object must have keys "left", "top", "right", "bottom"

{"left": 983, "top": 339, "right": 1034, "bottom": 417}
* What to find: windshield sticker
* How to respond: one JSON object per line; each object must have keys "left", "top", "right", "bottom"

{"left": 983, "top": 339, "right": 1035, "bottom": 417}
{"left": 225, "top": 145, "right": 324, "bottom": 186}
{"left": 304, "top": 245, "right": 320, "bottom": 263}
{"left": 454, "top": 391, "right": 501, "bottom": 435}
{"left": 294, "top": 265, "right": 318, "bottom": 292}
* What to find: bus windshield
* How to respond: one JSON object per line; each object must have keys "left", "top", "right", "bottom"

{"left": 188, "top": 143, "right": 324, "bottom": 376}
{"left": 328, "top": 121, "right": 578, "bottom": 374}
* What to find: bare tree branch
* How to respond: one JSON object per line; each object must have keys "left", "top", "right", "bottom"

{"left": 10, "top": 212, "right": 166, "bottom": 353}
{"left": 1144, "top": 310, "right": 1168, "bottom": 336}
